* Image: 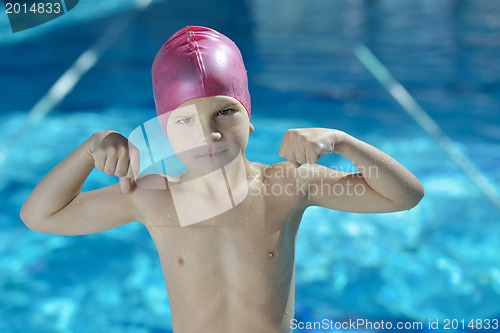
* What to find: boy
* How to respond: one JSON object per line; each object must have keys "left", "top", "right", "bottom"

{"left": 20, "top": 26, "right": 424, "bottom": 333}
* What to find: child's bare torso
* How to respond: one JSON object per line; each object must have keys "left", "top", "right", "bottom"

{"left": 134, "top": 161, "right": 306, "bottom": 333}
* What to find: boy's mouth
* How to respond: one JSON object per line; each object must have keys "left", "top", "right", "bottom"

{"left": 198, "top": 149, "right": 228, "bottom": 159}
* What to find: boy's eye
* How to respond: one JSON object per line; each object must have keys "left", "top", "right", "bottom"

{"left": 176, "top": 117, "right": 194, "bottom": 125}
{"left": 217, "top": 109, "right": 234, "bottom": 116}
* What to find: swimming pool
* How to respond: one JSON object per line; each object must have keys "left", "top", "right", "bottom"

{"left": 1, "top": 0, "right": 500, "bottom": 332}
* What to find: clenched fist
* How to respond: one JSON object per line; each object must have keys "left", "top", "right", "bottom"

{"left": 279, "top": 128, "right": 344, "bottom": 164}
{"left": 90, "top": 130, "right": 140, "bottom": 193}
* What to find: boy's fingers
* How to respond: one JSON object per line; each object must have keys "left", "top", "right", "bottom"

{"left": 125, "top": 164, "right": 137, "bottom": 188}
{"left": 128, "top": 143, "right": 141, "bottom": 179}
{"left": 279, "top": 130, "right": 294, "bottom": 159}
{"left": 104, "top": 155, "right": 118, "bottom": 175}
{"left": 305, "top": 142, "right": 320, "bottom": 164}
{"left": 92, "top": 150, "right": 105, "bottom": 171}
{"left": 278, "top": 140, "right": 287, "bottom": 158}
{"left": 126, "top": 163, "right": 134, "bottom": 180}
{"left": 115, "top": 155, "right": 129, "bottom": 177}
{"left": 131, "top": 154, "right": 140, "bottom": 179}
{"left": 94, "top": 159, "right": 104, "bottom": 172}
{"left": 119, "top": 177, "right": 132, "bottom": 194}
{"left": 294, "top": 147, "right": 306, "bottom": 165}
{"left": 115, "top": 155, "right": 130, "bottom": 177}
{"left": 280, "top": 139, "right": 294, "bottom": 161}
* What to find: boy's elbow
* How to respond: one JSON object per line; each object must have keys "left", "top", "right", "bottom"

{"left": 20, "top": 205, "right": 32, "bottom": 227}
{"left": 20, "top": 208, "right": 38, "bottom": 231}
{"left": 20, "top": 205, "right": 47, "bottom": 233}
{"left": 403, "top": 183, "right": 425, "bottom": 210}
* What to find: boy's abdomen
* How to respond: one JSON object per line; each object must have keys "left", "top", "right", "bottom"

{"left": 142, "top": 175, "right": 306, "bottom": 333}
{"left": 160, "top": 223, "right": 297, "bottom": 333}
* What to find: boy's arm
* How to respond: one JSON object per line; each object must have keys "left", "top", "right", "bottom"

{"left": 20, "top": 130, "right": 143, "bottom": 235}
{"left": 279, "top": 128, "right": 424, "bottom": 213}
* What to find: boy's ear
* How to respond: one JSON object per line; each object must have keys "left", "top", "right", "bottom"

{"left": 249, "top": 123, "right": 255, "bottom": 133}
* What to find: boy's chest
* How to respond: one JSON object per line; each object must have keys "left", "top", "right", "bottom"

{"left": 139, "top": 183, "right": 305, "bottom": 257}
{"left": 139, "top": 177, "right": 304, "bottom": 229}
{"left": 147, "top": 193, "right": 300, "bottom": 290}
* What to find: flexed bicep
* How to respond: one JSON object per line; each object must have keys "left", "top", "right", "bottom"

{"left": 301, "top": 164, "right": 404, "bottom": 213}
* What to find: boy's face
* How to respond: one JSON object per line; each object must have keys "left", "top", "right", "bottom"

{"left": 166, "top": 95, "right": 254, "bottom": 175}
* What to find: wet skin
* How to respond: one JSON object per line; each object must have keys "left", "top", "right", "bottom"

{"left": 20, "top": 95, "right": 424, "bottom": 333}
{"left": 135, "top": 161, "right": 305, "bottom": 333}
{"left": 135, "top": 96, "right": 303, "bottom": 332}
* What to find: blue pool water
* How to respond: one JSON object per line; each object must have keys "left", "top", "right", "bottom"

{"left": 1, "top": 0, "right": 500, "bottom": 332}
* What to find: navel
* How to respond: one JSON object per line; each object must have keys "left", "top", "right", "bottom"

{"left": 178, "top": 257, "right": 185, "bottom": 266}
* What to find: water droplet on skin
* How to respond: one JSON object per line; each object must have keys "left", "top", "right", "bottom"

{"left": 267, "top": 251, "right": 274, "bottom": 258}
{"left": 259, "top": 271, "right": 262, "bottom": 275}
{"left": 245, "top": 222, "right": 248, "bottom": 226}
{"left": 252, "top": 254, "right": 256, "bottom": 257}
{"left": 249, "top": 241, "right": 253, "bottom": 245}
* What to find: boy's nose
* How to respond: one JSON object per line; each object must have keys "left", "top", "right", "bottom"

{"left": 209, "top": 131, "right": 222, "bottom": 141}
{"left": 199, "top": 117, "right": 221, "bottom": 142}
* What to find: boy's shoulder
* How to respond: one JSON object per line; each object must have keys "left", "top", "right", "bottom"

{"left": 133, "top": 161, "right": 313, "bottom": 190}
{"left": 261, "top": 160, "right": 307, "bottom": 181}
{"left": 252, "top": 160, "right": 310, "bottom": 217}
{"left": 133, "top": 173, "right": 172, "bottom": 190}
{"left": 252, "top": 160, "right": 309, "bottom": 192}
{"left": 130, "top": 161, "right": 309, "bottom": 194}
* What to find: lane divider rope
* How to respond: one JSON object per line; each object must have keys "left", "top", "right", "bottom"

{"left": 354, "top": 44, "right": 500, "bottom": 211}
{"left": 0, "top": 0, "right": 153, "bottom": 164}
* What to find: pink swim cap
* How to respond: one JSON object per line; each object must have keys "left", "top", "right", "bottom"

{"left": 152, "top": 26, "right": 251, "bottom": 135}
